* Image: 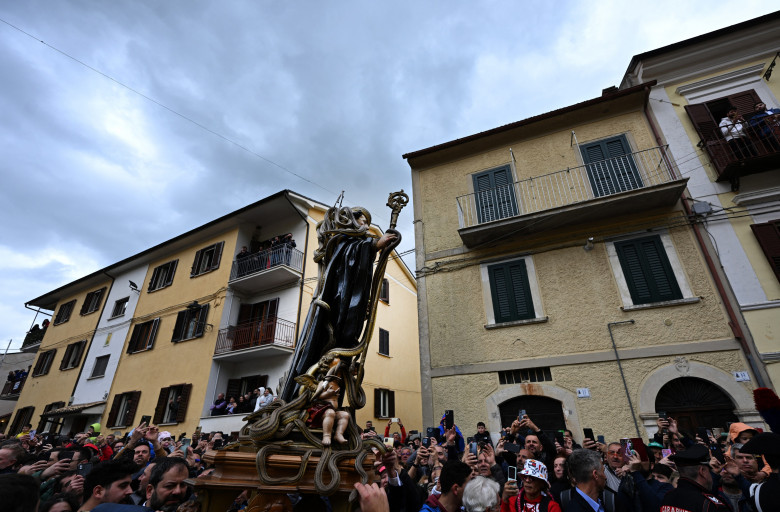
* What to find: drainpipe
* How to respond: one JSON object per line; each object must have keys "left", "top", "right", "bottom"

{"left": 643, "top": 96, "right": 768, "bottom": 388}
{"left": 284, "top": 191, "right": 310, "bottom": 343}
{"left": 608, "top": 320, "right": 641, "bottom": 437}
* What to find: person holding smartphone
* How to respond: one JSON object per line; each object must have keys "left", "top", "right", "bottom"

{"left": 502, "top": 459, "right": 561, "bottom": 512}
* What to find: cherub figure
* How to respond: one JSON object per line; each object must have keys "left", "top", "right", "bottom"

{"left": 305, "top": 356, "right": 351, "bottom": 446}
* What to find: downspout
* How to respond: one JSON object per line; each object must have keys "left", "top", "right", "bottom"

{"left": 643, "top": 94, "right": 767, "bottom": 388}
{"left": 608, "top": 320, "right": 641, "bottom": 437}
{"left": 284, "top": 191, "right": 310, "bottom": 342}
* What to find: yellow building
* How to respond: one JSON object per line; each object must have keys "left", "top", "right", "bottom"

{"left": 9, "top": 190, "right": 421, "bottom": 438}
{"left": 404, "top": 82, "right": 767, "bottom": 442}
{"left": 622, "top": 11, "right": 780, "bottom": 389}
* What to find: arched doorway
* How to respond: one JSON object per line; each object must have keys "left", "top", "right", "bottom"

{"left": 498, "top": 395, "right": 566, "bottom": 430}
{"left": 655, "top": 377, "right": 738, "bottom": 433}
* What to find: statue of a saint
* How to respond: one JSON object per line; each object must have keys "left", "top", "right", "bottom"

{"left": 279, "top": 205, "right": 397, "bottom": 402}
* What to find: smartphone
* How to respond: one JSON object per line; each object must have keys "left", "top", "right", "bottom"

{"left": 391, "top": 417, "right": 399, "bottom": 423}
{"left": 212, "top": 439, "right": 223, "bottom": 449}
{"left": 444, "top": 410, "right": 454, "bottom": 430}
{"left": 180, "top": 438, "right": 191, "bottom": 454}
{"left": 505, "top": 443, "right": 520, "bottom": 453}
{"left": 661, "top": 448, "right": 672, "bottom": 458}
{"left": 696, "top": 427, "right": 708, "bottom": 441}
{"left": 383, "top": 437, "right": 394, "bottom": 449}
{"left": 77, "top": 462, "right": 93, "bottom": 476}
{"left": 60, "top": 450, "right": 75, "bottom": 462}
{"left": 508, "top": 466, "right": 517, "bottom": 481}
{"left": 555, "top": 431, "right": 565, "bottom": 446}
{"left": 519, "top": 409, "right": 527, "bottom": 420}
{"left": 597, "top": 435, "right": 605, "bottom": 444}
{"left": 140, "top": 415, "right": 152, "bottom": 426}
{"left": 620, "top": 438, "right": 633, "bottom": 464}
{"left": 500, "top": 430, "right": 507, "bottom": 438}
{"left": 422, "top": 437, "right": 430, "bottom": 448}
{"left": 583, "top": 428, "right": 595, "bottom": 442}
{"left": 29, "top": 429, "right": 37, "bottom": 437}
{"left": 426, "top": 427, "right": 437, "bottom": 440}
{"left": 178, "top": 432, "right": 186, "bottom": 442}
{"left": 658, "top": 411, "right": 667, "bottom": 420}
{"left": 201, "top": 433, "right": 211, "bottom": 441}
{"left": 629, "top": 437, "right": 649, "bottom": 462}
{"left": 470, "top": 442, "right": 478, "bottom": 456}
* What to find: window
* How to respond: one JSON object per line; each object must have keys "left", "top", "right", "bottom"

{"left": 80, "top": 287, "right": 106, "bottom": 316}
{"left": 487, "top": 259, "right": 536, "bottom": 323}
{"left": 153, "top": 384, "right": 192, "bottom": 424}
{"left": 499, "top": 367, "right": 552, "bottom": 385}
{"left": 38, "top": 401, "right": 65, "bottom": 433}
{"left": 90, "top": 355, "right": 110, "bottom": 378}
{"left": 127, "top": 318, "right": 160, "bottom": 353}
{"left": 374, "top": 388, "right": 395, "bottom": 419}
{"left": 378, "top": 328, "right": 390, "bottom": 356}
{"left": 581, "top": 135, "right": 642, "bottom": 197}
{"left": 225, "top": 374, "right": 268, "bottom": 404}
{"left": 614, "top": 235, "right": 683, "bottom": 305}
{"left": 107, "top": 391, "right": 141, "bottom": 428}
{"left": 171, "top": 304, "right": 209, "bottom": 342}
{"left": 111, "top": 297, "right": 129, "bottom": 318}
{"left": 379, "top": 278, "right": 390, "bottom": 303}
{"left": 472, "top": 165, "right": 518, "bottom": 223}
{"left": 191, "top": 242, "right": 224, "bottom": 277}
{"left": 9, "top": 406, "right": 34, "bottom": 436}
{"left": 751, "top": 220, "right": 780, "bottom": 283}
{"left": 60, "top": 341, "right": 86, "bottom": 370}
{"left": 148, "top": 260, "right": 178, "bottom": 292}
{"left": 33, "top": 349, "right": 56, "bottom": 376}
{"left": 53, "top": 300, "right": 76, "bottom": 325}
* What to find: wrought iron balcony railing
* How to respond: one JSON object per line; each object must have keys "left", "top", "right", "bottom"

{"left": 456, "top": 145, "right": 681, "bottom": 229}
{"left": 1, "top": 376, "right": 26, "bottom": 397}
{"left": 229, "top": 244, "right": 303, "bottom": 281}
{"left": 214, "top": 317, "right": 296, "bottom": 355}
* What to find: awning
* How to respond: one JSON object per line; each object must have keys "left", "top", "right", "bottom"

{"left": 43, "top": 401, "right": 106, "bottom": 418}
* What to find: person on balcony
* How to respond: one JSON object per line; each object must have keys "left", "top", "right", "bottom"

{"left": 719, "top": 106, "right": 755, "bottom": 159}
{"left": 748, "top": 101, "right": 780, "bottom": 152}
{"left": 209, "top": 393, "right": 228, "bottom": 416}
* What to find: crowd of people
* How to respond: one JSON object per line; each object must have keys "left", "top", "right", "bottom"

{"left": 718, "top": 101, "right": 780, "bottom": 159}
{"left": 0, "top": 419, "right": 244, "bottom": 511}
{"left": 234, "top": 233, "right": 297, "bottom": 277}
{"left": 2, "top": 400, "right": 779, "bottom": 511}
{"left": 209, "top": 387, "right": 275, "bottom": 416}
{"left": 352, "top": 410, "right": 779, "bottom": 512}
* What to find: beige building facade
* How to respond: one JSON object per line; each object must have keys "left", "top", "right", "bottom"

{"left": 405, "top": 82, "right": 767, "bottom": 442}
{"left": 9, "top": 190, "right": 421, "bottom": 438}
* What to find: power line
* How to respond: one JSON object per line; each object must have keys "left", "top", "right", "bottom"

{"left": 0, "top": 16, "right": 339, "bottom": 198}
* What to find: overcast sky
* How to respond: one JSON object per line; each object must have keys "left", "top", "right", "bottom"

{"left": 0, "top": 1, "right": 776, "bottom": 352}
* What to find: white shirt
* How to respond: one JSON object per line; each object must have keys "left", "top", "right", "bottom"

{"left": 720, "top": 117, "right": 746, "bottom": 141}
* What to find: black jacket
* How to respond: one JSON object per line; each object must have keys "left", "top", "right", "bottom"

{"left": 660, "top": 477, "right": 732, "bottom": 512}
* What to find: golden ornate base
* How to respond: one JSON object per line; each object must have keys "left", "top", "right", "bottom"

{"left": 188, "top": 446, "right": 377, "bottom": 512}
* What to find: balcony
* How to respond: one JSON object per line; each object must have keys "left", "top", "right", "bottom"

{"left": 698, "top": 125, "right": 780, "bottom": 183}
{"left": 1, "top": 375, "right": 26, "bottom": 400}
{"left": 456, "top": 145, "right": 688, "bottom": 247}
{"left": 228, "top": 245, "right": 304, "bottom": 293}
{"left": 214, "top": 317, "right": 296, "bottom": 361}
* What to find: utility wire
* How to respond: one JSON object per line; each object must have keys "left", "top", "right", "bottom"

{"left": 0, "top": 16, "right": 338, "bottom": 198}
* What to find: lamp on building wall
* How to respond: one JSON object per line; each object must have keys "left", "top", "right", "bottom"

{"left": 186, "top": 300, "right": 200, "bottom": 310}
{"left": 128, "top": 280, "right": 140, "bottom": 293}
{"left": 764, "top": 52, "right": 779, "bottom": 81}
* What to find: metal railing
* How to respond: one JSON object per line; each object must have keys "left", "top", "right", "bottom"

{"left": 698, "top": 121, "right": 780, "bottom": 178}
{"left": 214, "top": 317, "right": 296, "bottom": 355}
{"left": 456, "top": 145, "right": 680, "bottom": 229}
{"left": 229, "top": 244, "right": 303, "bottom": 281}
{"left": 1, "top": 376, "right": 26, "bottom": 397}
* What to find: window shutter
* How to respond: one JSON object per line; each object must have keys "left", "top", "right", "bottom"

{"left": 615, "top": 237, "right": 682, "bottom": 304}
{"left": 147, "top": 319, "right": 160, "bottom": 349}
{"left": 34, "top": 352, "right": 46, "bottom": 375}
{"left": 124, "top": 391, "right": 141, "bottom": 427}
{"left": 171, "top": 311, "right": 187, "bottom": 342}
{"left": 153, "top": 388, "right": 169, "bottom": 425}
{"left": 490, "top": 266, "right": 513, "bottom": 323}
{"left": 684, "top": 103, "right": 719, "bottom": 142}
{"left": 127, "top": 324, "right": 141, "bottom": 353}
{"left": 374, "top": 388, "right": 381, "bottom": 418}
{"left": 489, "top": 260, "right": 534, "bottom": 323}
{"left": 473, "top": 166, "right": 518, "bottom": 223}
{"left": 226, "top": 379, "right": 242, "bottom": 401}
{"left": 43, "top": 349, "right": 56, "bottom": 374}
{"left": 211, "top": 242, "right": 224, "bottom": 271}
{"left": 79, "top": 297, "right": 90, "bottom": 315}
{"left": 74, "top": 341, "right": 85, "bottom": 367}
{"left": 509, "top": 261, "right": 535, "bottom": 320}
{"left": 751, "top": 221, "right": 780, "bottom": 283}
{"left": 148, "top": 267, "right": 160, "bottom": 291}
{"left": 107, "top": 394, "right": 123, "bottom": 428}
{"left": 194, "top": 305, "right": 210, "bottom": 338}
{"left": 728, "top": 90, "right": 762, "bottom": 119}
{"left": 165, "top": 260, "right": 178, "bottom": 287}
{"left": 176, "top": 384, "right": 192, "bottom": 423}
{"left": 380, "top": 279, "right": 389, "bottom": 303}
{"left": 388, "top": 391, "right": 396, "bottom": 418}
{"left": 60, "top": 345, "right": 74, "bottom": 370}
{"left": 191, "top": 249, "right": 204, "bottom": 276}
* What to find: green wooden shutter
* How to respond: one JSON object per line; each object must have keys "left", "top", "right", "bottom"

{"left": 153, "top": 388, "right": 169, "bottom": 425}
{"left": 472, "top": 166, "right": 518, "bottom": 223}
{"left": 107, "top": 394, "right": 123, "bottom": 428}
{"left": 176, "top": 384, "right": 192, "bottom": 423}
{"left": 171, "top": 311, "right": 187, "bottom": 342}
{"left": 124, "top": 391, "right": 141, "bottom": 427}
{"left": 489, "top": 260, "right": 535, "bottom": 323}
{"left": 211, "top": 242, "right": 224, "bottom": 271}
{"left": 194, "top": 305, "right": 209, "bottom": 338}
{"left": 615, "top": 236, "right": 682, "bottom": 305}
{"left": 388, "top": 391, "right": 395, "bottom": 418}
{"left": 374, "top": 388, "right": 381, "bottom": 418}
{"left": 581, "top": 135, "right": 641, "bottom": 197}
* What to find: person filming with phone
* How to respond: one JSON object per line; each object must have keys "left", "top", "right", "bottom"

{"left": 510, "top": 412, "right": 557, "bottom": 474}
